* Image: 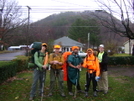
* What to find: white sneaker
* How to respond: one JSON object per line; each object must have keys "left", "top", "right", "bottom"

{"left": 29, "top": 97, "right": 33, "bottom": 100}
{"left": 48, "top": 93, "right": 53, "bottom": 97}
{"left": 61, "top": 93, "right": 66, "bottom": 97}
{"left": 68, "top": 92, "right": 73, "bottom": 96}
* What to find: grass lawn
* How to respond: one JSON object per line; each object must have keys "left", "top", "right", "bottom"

{"left": 0, "top": 68, "right": 134, "bottom": 101}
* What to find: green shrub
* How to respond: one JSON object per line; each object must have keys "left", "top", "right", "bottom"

{"left": 0, "top": 61, "right": 17, "bottom": 84}
{"left": 12, "top": 56, "right": 29, "bottom": 72}
{"left": 0, "top": 56, "right": 29, "bottom": 84}
{"left": 108, "top": 56, "right": 134, "bottom": 65}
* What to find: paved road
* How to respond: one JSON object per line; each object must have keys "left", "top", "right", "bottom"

{"left": 0, "top": 50, "right": 26, "bottom": 61}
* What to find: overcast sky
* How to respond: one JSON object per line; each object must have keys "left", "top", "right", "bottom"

{"left": 17, "top": 0, "right": 103, "bottom": 22}
{"left": 17, "top": 0, "right": 130, "bottom": 22}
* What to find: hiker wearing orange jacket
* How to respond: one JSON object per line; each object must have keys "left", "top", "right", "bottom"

{"left": 82, "top": 48, "right": 100, "bottom": 97}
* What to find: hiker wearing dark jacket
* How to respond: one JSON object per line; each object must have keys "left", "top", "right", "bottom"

{"left": 97, "top": 44, "right": 108, "bottom": 94}
{"left": 29, "top": 43, "right": 48, "bottom": 100}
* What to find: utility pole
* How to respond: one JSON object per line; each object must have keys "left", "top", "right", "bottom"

{"left": 0, "top": 8, "right": 3, "bottom": 50}
{"left": 88, "top": 33, "right": 90, "bottom": 48}
{"left": 0, "top": 8, "right": 3, "bottom": 27}
{"left": 26, "top": 6, "right": 31, "bottom": 56}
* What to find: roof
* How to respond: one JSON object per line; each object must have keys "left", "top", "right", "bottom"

{"left": 9, "top": 46, "right": 21, "bottom": 49}
{"left": 54, "top": 36, "right": 83, "bottom": 47}
{"left": 8, "top": 45, "right": 30, "bottom": 49}
{"left": 123, "top": 39, "right": 134, "bottom": 45}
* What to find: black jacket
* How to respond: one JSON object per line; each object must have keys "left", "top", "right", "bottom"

{"left": 97, "top": 52, "right": 108, "bottom": 72}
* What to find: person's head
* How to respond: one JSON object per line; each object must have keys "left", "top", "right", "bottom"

{"left": 71, "top": 46, "right": 79, "bottom": 54}
{"left": 41, "top": 43, "right": 47, "bottom": 52}
{"left": 54, "top": 45, "right": 61, "bottom": 53}
{"left": 99, "top": 44, "right": 104, "bottom": 52}
{"left": 87, "top": 48, "right": 93, "bottom": 56}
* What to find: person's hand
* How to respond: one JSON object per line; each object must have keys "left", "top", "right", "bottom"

{"left": 95, "top": 76, "right": 100, "bottom": 81}
{"left": 77, "top": 65, "right": 81, "bottom": 69}
{"left": 50, "top": 61, "right": 54, "bottom": 64}
{"left": 50, "top": 61, "right": 58, "bottom": 64}
{"left": 58, "top": 62, "right": 63, "bottom": 65}
{"left": 53, "top": 61, "right": 59, "bottom": 64}
{"left": 42, "top": 65, "right": 47, "bottom": 69}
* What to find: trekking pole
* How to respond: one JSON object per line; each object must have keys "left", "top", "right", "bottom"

{"left": 41, "top": 71, "right": 45, "bottom": 101}
{"left": 41, "top": 53, "right": 48, "bottom": 101}
{"left": 54, "top": 67, "right": 58, "bottom": 97}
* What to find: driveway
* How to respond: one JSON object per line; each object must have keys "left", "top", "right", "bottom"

{"left": 0, "top": 50, "right": 26, "bottom": 61}
{"left": 108, "top": 66, "right": 134, "bottom": 77}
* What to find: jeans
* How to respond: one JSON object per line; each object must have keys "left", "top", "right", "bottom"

{"left": 30, "top": 69, "right": 46, "bottom": 97}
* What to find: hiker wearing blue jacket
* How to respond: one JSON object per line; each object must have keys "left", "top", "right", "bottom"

{"left": 29, "top": 43, "right": 48, "bottom": 100}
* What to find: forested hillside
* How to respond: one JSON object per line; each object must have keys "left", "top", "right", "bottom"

{"left": 12, "top": 10, "right": 127, "bottom": 47}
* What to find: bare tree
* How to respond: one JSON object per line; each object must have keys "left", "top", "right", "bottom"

{"left": 93, "top": 0, "right": 134, "bottom": 54}
{"left": 0, "top": 0, "right": 27, "bottom": 48}
{"left": 93, "top": 0, "right": 134, "bottom": 38}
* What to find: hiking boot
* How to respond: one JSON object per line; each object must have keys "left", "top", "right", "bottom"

{"left": 77, "top": 90, "right": 85, "bottom": 93}
{"left": 39, "top": 94, "right": 46, "bottom": 97}
{"left": 96, "top": 90, "right": 103, "bottom": 92}
{"left": 93, "top": 91, "right": 97, "bottom": 97}
{"left": 48, "top": 93, "right": 53, "bottom": 97}
{"left": 85, "top": 92, "right": 88, "bottom": 97}
{"left": 61, "top": 93, "right": 66, "bottom": 97}
{"left": 29, "top": 97, "right": 33, "bottom": 100}
{"left": 104, "top": 91, "right": 108, "bottom": 94}
{"left": 68, "top": 92, "right": 73, "bottom": 96}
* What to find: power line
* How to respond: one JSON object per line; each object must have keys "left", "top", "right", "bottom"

{"left": 29, "top": 26, "right": 101, "bottom": 28}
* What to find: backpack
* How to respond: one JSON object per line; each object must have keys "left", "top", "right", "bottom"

{"left": 62, "top": 51, "right": 72, "bottom": 62}
{"left": 28, "top": 42, "right": 42, "bottom": 69}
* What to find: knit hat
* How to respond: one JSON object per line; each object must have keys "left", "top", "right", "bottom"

{"left": 71, "top": 46, "right": 79, "bottom": 51}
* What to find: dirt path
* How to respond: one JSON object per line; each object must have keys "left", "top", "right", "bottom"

{"left": 108, "top": 66, "right": 134, "bottom": 77}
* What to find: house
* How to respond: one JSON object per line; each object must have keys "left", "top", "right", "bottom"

{"left": 54, "top": 36, "right": 84, "bottom": 52}
{"left": 123, "top": 39, "right": 134, "bottom": 54}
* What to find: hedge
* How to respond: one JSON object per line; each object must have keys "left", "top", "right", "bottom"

{"left": 0, "top": 61, "right": 17, "bottom": 84}
{"left": 108, "top": 56, "right": 134, "bottom": 65}
{"left": 12, "top": 56, "right": 28, "bottom": 72}
{"left": 0, "top": 56, "right": 134, "bottom": 84}
{"left": 0, "top": 56, "right": 28, "bottom": 84}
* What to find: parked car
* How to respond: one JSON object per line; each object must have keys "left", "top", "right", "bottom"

{"left": 78, "top": 51, "right": 87, "bottom": 57}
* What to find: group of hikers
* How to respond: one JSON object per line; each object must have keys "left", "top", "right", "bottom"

{"left": 29, "top": 43, "right": 108, "bottom": 100}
